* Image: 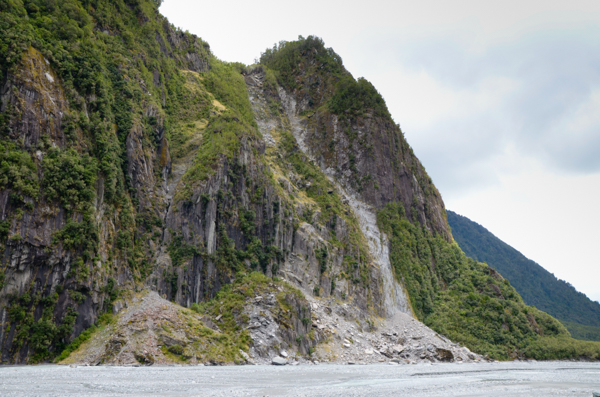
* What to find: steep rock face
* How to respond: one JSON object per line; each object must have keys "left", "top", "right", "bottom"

{"left": 256, "top": 38, "right": 578, "bottom": 361}
{"left": 0, "top": 0, "right": 213, "bottom": 363}
{"left": 152, "top": 112, "right": 379, "bottom": 317}
{"left": 305, "top": 111, "right": 448, "bottom": 239}
{"left": 0, "top": 48, "right": 106, "bottom": 364}
{"left": 142, "top": 57, "right": 390, "bottom": 322}
{"left": 154, "top": 135, "right": 283, "bottom": 304}
{"left": 244, "top": 69, "right": 411, "bottom": 317}
{"left": 125, "top": 103, "right": 171, "bottom": 213}
{"left": 260, "top": 38, "right": 450, "bottom": 241}
{"left": 0, "top": 28, "right": 436, "bottom": 362}
{"left": 0, "top": 47, "right": 67, "bottom": 149}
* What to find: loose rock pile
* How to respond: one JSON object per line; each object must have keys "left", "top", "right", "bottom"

{"left": 243, "top": 287, "right": 322, "bottom": 365}
{"left": 63, "top": 288, "right": 487, "bottom": 367}
{"left": 60, "top": 291, "right": 247, "bottom": 366}
{"left": 306, "top": 294, "right": 486, "bottom": 365}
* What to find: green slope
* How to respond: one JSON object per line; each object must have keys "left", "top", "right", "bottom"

{"left": 447, "top": 210, "right": 600, "bottom": 341}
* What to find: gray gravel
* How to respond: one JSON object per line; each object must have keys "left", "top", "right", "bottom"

{"left": 1, "top": 361, "right": 599, "bottom": 396}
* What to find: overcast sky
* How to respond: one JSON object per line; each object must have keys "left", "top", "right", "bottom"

{"left": 161, "top": 0, "right": 600, "bottom": 303}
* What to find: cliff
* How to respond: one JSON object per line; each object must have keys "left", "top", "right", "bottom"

{"left": 0, "top": 0, "right": 597, "bottom": 364}
{"left": 260, "top": 38, "right": 451, "bottom": 241}
{"left": 0, "top": 0, "right": 411, "bottom": 363}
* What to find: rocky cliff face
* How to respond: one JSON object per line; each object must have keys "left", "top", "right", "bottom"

{"left": 0, "top": 0, "right": 214, "bottom": 363}
{"left": 148, "top": 61, "right": 406, "bottom": 322}
{"left": 260, "top": 38, "right": 450, "bottom": 241}
{"left": 0, "top": 5, "right": 423, "bottom": 361}
{"left": 0, "top": 1, "right": 574, "bottom": 365}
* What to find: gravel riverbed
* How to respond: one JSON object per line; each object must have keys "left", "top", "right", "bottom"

{"left": 1, "top": 361, "right": 599, "bottom": 396}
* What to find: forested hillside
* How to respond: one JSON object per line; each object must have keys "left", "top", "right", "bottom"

{"left": 447, "top": 210, "right": 600, "bottom": 341}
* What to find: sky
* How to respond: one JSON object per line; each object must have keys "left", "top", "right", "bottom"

{"left": 160, "top": 0, "right": 600, "bottom": 303}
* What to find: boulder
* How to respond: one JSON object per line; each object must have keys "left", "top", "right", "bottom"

{"left": 272, "top": 356, "right": 287, "bottom": 365}
{"left": 436, "top": 348, "right": 454, "bottom": 362}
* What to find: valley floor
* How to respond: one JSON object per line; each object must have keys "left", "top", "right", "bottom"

{"left": 1, "top": 361, "right": 599, "bottom": 396}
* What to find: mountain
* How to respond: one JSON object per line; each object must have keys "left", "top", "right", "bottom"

{"left": 447, "top": 210, "right": 600, "bottom": 341}
{"left": 0, "top": 0, "right": 599, "bottom": 364}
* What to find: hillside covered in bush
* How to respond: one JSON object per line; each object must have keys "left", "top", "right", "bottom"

{"left": 448, "top": 210, "right": 600, "bottom": 342}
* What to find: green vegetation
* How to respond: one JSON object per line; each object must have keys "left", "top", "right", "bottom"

{"left": 191, "top": 272, "right": 304, "bottom": 354}
{"left": 379, "top": 202, "right": 600, "bottom": 360}
{"left": 178, "top": 114, "right": 245, "bottom": 188}
{"left": 6, "top": 290, "right": 78, "bottom": 362}
{"left": 0, "top": 0, "right": 211, "bottom": 218}
{"left": 316, "top": 247, "right": 328, "bottom": 273}
{"left": 561, "top": 321, "right": 600, "bottom": 342}
{"left": 204, "top": 61, "right": 256, "bottom": 126}
{"left": 102, "top": 277, "right": 119, "bottom": 304}
{"left": 165, "top": 71, "right": 210, "bottom": 160}
{"left": 260, "top": 35, "right": 344, "bottom": 93}
{"left": 0, "top": 0, "right": 202, "bottom": 360}
{"left": 447, "top": 210, "right": 600, "bottom": 341}
{"left": 0, "top": 141, "right": 39, "bottom": 201}
{"left": 167, "top": 344, "right": 184, "bottom": 355}
{"left": 260, "top": 35, "right": 442, "bottom": 224}
{"left": 2, "top": 0, "right": 596, "bottom": 366}
{"left": 168, "top": 234, "right": 202, "bottom": 268}
{"left": 178, "top": 60, "right": 258, "bottom": 195}
{"left": 328, "top": 75, "right": 390, "bottom": 118}
{"left": 57, "top": 313, "right": 114, "bottom": 362}
{"left": 42, "top": 148, "right": 97, "bottom": 213}
{"left": 52, "top": 216, "right": 98, "bottom": 260}
{"left": 240, "top": 209, "right": 256, "bottom": 235}
{"left": 260, "top": 36, "right": 389, "bottom": 120}
{"left": 524, "top": 336, "right": 600, "bottom": 360}
{"left": 158, "top": 311, "right": 241, "bottom": 364}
